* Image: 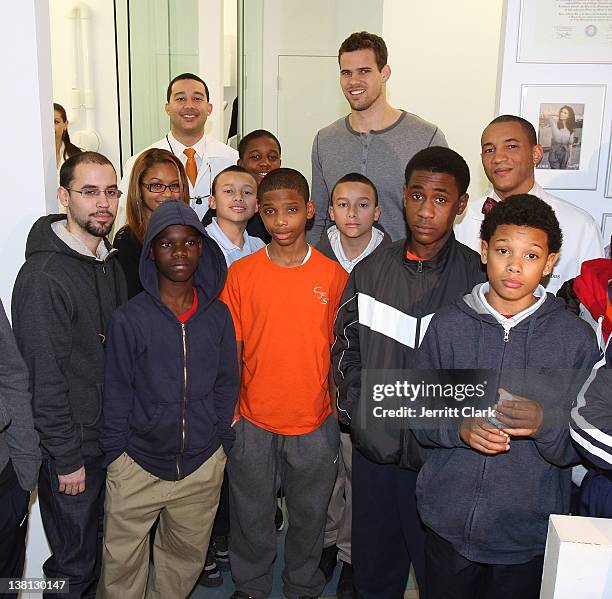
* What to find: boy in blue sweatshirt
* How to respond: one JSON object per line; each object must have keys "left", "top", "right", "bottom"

{"left": 99, "top": 200, "right": 238, "bottom": 598}
{"left": 414, "top": 194, "right": 598, "bottom": 599}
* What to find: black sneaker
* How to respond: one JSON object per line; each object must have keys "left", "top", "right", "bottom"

{"left": 198, "top": 544, "right": 223, "bottom": 587}
{"left": 336, "top": 561, "right": 357, "bottom": 599}
{"left": 275, "top": 505, "right": 284, "bottom": 532}
{"left": 214, "top": 535, "right": 231, "bottom": 571}
{"left": 318, "top": 544, "right": 338, "bottom": 583}
{"left": 229, "top": 593, "right": 255, "bottom": 599}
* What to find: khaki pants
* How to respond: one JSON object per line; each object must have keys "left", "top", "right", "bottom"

{"left": 97, "top": 448, "right": 226, "bottom": 599}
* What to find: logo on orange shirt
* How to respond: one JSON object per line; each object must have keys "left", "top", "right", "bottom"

{"left": 313, "top": 286, "right": 329, "bottom": 305}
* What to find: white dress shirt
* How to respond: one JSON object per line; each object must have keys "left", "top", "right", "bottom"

{"left": 454, "top": 182, "right": 604, "bottom": 294}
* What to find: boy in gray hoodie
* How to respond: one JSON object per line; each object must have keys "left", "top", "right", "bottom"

{"left": 414, "top": 194, "right": 599, "bottom": 599}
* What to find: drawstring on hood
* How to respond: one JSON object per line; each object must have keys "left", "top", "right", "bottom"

{"left": 139, "top": 200, "right": 227, "bottom": 310}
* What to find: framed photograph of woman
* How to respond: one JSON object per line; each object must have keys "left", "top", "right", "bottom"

{"left": 537, "top": 103, "right": 583, "bottom": 171}
{"left": 521, "top": 84, "right": 606, "bottom": 190}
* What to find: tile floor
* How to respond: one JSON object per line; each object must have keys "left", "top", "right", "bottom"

{"left": 188, "top": 505, "right": 419, "bottom": 599}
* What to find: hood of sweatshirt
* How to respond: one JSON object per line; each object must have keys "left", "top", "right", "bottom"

{"left": 25, "top": 214, "right": 114, "bottom": 263}
{"left": 455, "top": 281, "right": 566, "bottom": 370}
{"left": 139, "top": 200, "right": 227, "bottom": 306}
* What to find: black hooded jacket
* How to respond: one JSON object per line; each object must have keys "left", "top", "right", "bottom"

{"left": 101, "top": 201, "right": 238, "bottom": 480}
{"left": 331, "top": 233, "right": 485, "bottom": 469}
{"left": 11, "top": 215, "right": 127, "bottom": 474}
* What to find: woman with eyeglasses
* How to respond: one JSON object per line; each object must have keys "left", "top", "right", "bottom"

{"left": 114, "top": 148, "right": 190, "bottom": 298}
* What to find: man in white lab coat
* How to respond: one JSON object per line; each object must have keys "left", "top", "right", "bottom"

{"left": 117, "top": 72, "right": 237, "bottom": 225}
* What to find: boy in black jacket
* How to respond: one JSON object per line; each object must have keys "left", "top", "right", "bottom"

{"left": 414, "top": 195, "right": 598, "bottom": 599}
{"left": 99, "top": 200, "right": 238, "bottom": 598}
{"left": 332, "top": 147, "right": 485, "bottom": 599}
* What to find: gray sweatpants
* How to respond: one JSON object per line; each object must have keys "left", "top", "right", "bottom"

{"left": 323, "top": 430, "right": 353, "bottom": 563}
{"left": 228, "top": 414, "right": 340, "bottom": 599}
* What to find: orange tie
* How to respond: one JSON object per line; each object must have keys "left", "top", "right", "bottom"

{"left": 183, "top": 148, "right": 197, "bottom": 186}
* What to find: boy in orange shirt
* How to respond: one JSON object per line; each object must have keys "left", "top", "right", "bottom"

{"left": 221, "top": 168, "right": 348, "bottom": 599}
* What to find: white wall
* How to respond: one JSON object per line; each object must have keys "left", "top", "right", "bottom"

{"left": 0, "top": 2, "right": 55, "bottom": 593}
{"left": 49, "top": 0, "right": 121, "bottom": 174}
{"left": 497, "top": 0, "right": 611, "bottom": 226}
{"left": 241, "top": 0, "right": 384, "bottom": 178}
{"left": 240, "top": 0, "right": 504, "bottom": 198}
{"left": 383, "top": 0, "right": 505, "bottom": 200}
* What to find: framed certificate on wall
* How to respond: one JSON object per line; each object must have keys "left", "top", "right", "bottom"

{"left": 518, "top": 0, "right": 612, "bottom": 63}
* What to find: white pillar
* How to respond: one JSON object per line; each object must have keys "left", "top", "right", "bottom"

{"left": 198, "top": 0, "right": 224, "bottom": 142}
{"left": 0, "top": 0, "right": 55, "bottom": 311}
{"left": 0, "top": 2, "right": 54, "bottom": 591}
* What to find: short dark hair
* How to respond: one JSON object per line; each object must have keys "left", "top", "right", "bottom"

{"left": 487, "top": 115, "right": 538, "bottom": 146}
{"left": 238, "top": 129, "right": 282, "bottom": 159}
{"left": 258, "top": 167, "right": 309, "bottom": 204}
{"left": 331, "top": 173, "right": 379, "bottom": 206}
{"left": 166, "top": 73, "right": 209, "bottom": 102}
{"left": 59, "top": 151, "right": 115, "bottom": 189}
{"left": 480, "top": 194, "right": 562, "bottom": 254}
{"left": 404, "top": 146, "right": 470, "bottom": 196}
{"left": 211, "top": 165, "right": 256, "bottom": 196}
{"left": 338, "top": 31, "right": 388, "bottom": 71}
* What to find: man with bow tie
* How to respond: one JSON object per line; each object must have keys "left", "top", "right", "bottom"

{"left": 455, "top": 114, "right": 603, "bottom": 293}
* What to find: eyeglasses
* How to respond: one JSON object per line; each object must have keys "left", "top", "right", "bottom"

{"left": 66, "top": 187, "right": 123, "bottom": 199}
{"left": 142, "top": 182, "right": 182, "bottom": 194}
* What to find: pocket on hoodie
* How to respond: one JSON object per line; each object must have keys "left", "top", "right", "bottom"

{"left": 131, "top": 403, "right": 164, "bottom": 435}
{"left": 70, "top": 384, "right": 103, "bottom": 427}
{"left": 186, "top": 396, "right": 218, "bottom": 450}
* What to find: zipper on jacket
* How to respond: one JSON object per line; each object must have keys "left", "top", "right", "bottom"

{"left": 177, "top": 322, "right": 188, "bottom": 480}
{"left": 466, "top": 324, "right": 511, "bottom": 550}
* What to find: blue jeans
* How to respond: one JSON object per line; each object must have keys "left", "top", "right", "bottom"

{"left": 38, "top": 456, "right": 105, "bottom": 599}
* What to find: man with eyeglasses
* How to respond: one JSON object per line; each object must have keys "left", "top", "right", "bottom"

{"left": 116, "top": 72, "right": 238, "bottom": 227}
{"left": 12, "top": 151, "right": 127, "bottom": 598}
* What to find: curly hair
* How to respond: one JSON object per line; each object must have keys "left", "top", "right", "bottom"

{"left": 480, "top": 194, "right": 562, "bottom": 254}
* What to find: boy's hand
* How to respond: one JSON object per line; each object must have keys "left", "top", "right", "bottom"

{"left": 459, "top": 417, "right": 510, "bottom": 455}
{"left": 494, "top": 388, "right": 543, "bottom": 437}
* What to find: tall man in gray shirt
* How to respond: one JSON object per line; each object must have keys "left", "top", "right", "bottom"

{"left": 310, "top": 31, "right": 447, "bottom": 243}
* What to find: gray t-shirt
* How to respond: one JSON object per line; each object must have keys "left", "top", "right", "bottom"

{"left": 309, "top": 110, "right": 447, "bottom": 242}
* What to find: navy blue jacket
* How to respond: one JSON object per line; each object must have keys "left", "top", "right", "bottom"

{"left": 414, "top": 283, "right": 598, "bottom": 564}
{"left": 101, "top": 201, "right": 238, "bottom": 480}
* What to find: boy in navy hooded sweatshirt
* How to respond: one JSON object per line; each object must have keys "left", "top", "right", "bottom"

{"left": 99, "top": 200, "right": 238, "bottom": 598}
{"left": 413, "top": 195, "right": 598, "bottom": 599}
